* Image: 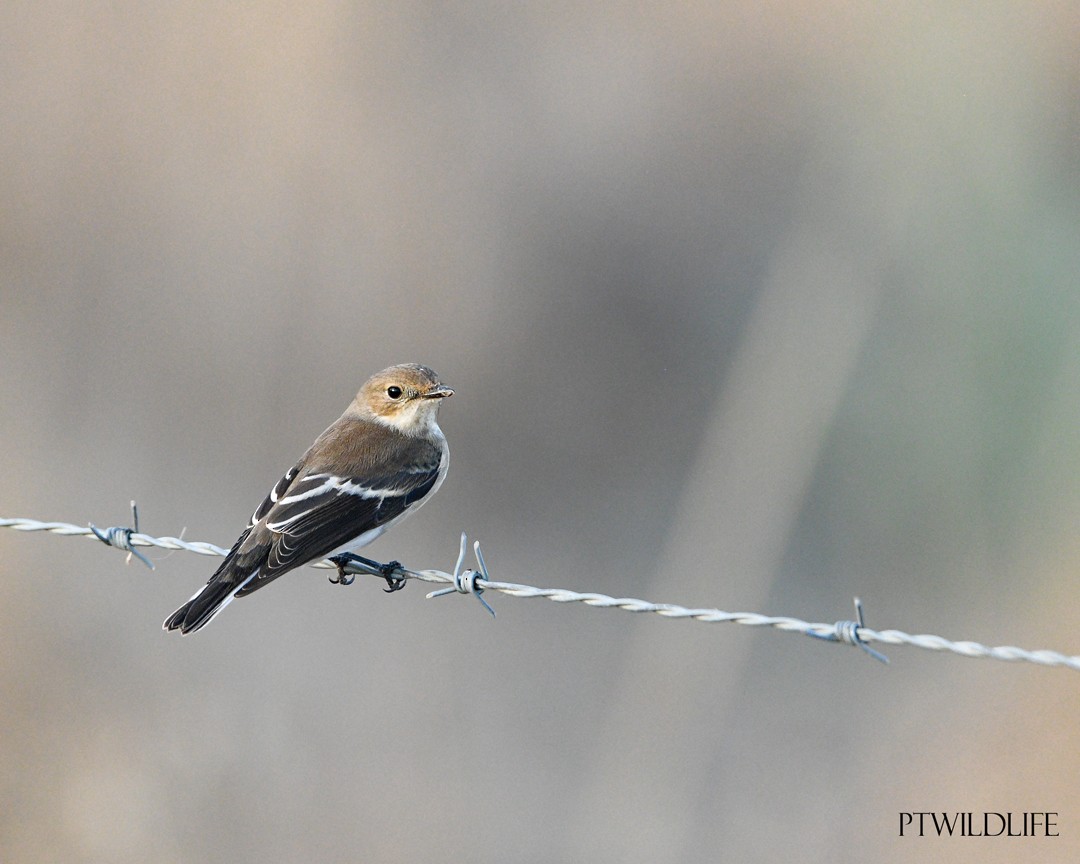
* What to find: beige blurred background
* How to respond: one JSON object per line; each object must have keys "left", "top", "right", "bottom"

{"left": 2, "top": 3, "right": 1079, "bottom": 862}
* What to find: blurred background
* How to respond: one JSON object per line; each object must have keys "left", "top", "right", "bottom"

{"left": 2, "top": 3, "right": 1078, "bottom": 862}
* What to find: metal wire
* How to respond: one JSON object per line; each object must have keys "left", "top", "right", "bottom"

{"left": 3, "top": 513, "right": 1078, "bottom": 671}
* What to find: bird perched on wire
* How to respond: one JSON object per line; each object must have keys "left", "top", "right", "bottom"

{"left": 164, "top": 363, "right": 453, "bottom": 634}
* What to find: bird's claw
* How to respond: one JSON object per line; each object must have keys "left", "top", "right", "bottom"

{"left": 329, "top": 554, "right": 356, "bottom": 586}
{"left": 327, "top": 554, "right": 403, "bottom": 590}
{"left": 381, "top": 560, "right": 406, "bottom": 593}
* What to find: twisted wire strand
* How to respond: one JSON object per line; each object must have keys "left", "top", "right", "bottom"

{"left": 3, "top": 515, "right": 1078, "bottom": 671}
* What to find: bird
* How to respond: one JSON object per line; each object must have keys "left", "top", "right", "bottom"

{"left": 163, "top": 363, "right": 453, "bottom": 634}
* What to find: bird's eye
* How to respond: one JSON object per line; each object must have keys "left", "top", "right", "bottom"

{"left": 386, "top": 385, "right": 403, "bottom": 400}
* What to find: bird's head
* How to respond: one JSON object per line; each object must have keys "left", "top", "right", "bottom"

{"left": 354, "top": 364, "right": 454, "bottom": 435}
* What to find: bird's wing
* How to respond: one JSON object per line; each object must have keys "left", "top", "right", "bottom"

{"left": 234, "top": 444, "right": 444, "bottom": 595}
{"left": 248, "top": 459, "right": 305, "bottom": 527}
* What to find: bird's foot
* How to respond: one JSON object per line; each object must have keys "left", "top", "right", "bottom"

{"left": 328, "top": 554, "right": 356, "bottom": 586}
{"left": 327, "top": 554, "right": 405, "bottom": 591}
{"left": 381, "top": 561, "right": 406, "bottom": 593}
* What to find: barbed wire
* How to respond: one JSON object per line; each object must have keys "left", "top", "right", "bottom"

{"left": 2, "top": 511, "right": 1078, "bottom": 671}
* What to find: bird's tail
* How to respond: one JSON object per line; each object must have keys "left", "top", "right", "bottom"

{"left": 163, "top": 562, "right": 257, "bottom": 635}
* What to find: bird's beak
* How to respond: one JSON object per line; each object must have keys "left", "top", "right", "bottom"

{"left": 423, "top": 385, "right": 454, "bottom": 399}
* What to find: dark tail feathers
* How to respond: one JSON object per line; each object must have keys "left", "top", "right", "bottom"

{"left": 163, "top": 564, "right": 257, "bottom": 635}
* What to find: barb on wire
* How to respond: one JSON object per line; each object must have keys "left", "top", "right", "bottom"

{"left": 806, "top": 597, "right": 889, "bottom": 664}
{"left": 427, "top": 532, "right": 496, "bottom": 617}
{"left": 2, "top": 513, "right": 1079, "bottom": 672}
{"left": 89, "top": 500, "right": 155, "bottom": 570}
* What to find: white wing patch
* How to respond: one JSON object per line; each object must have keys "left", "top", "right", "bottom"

{"left": 273, "top": 475, "right": 397, "bottom": 506}
{"left": 263, "top": 474, "right": 406, "bottom": 534}
{"left": 273, "top": 474, "right": 337, "bottom": 507}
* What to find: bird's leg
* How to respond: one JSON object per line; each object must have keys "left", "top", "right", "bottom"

{"left": 327, "top": 553, "right": 406, "bottom": 592}
{"left": 328, "top": 554, "right": 356, "bottom": 586}
{"left": 381, "top": 561, "right": 407, "bottom": 593}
